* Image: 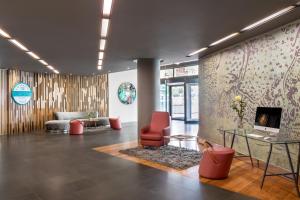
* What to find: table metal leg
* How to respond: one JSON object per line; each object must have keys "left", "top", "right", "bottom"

{"left": 230, "top": 134, "right": 236, "bottom": 149}
{"left": 179, "top": 140, "right": 182, "bottom": 157}
{"left": 223, "top": 131, "right": 226, "bottom": 147}
{"left": 296, "top": 143, "right": 300, "bottom": 185}
{"left": 261, "top": 143, "right": 273, "bottom": 189}
{"left": 285, "top": 143, "right": 300, "bottom": 197}
{"left": 245, "top": 136, "right": 254, "bottom": 167}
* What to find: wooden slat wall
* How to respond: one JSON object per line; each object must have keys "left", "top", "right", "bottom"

{"left": 0, "top": 69, "right": 108, "bottom": 135}
{"left": 0, "top": 69, "right": 8, "bottom": 135}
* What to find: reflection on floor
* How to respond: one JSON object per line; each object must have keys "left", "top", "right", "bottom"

{"left": 170, "top": 120, "right": 199, "bottom": 150}
{"left": 95, "top": 121, "right": 300, "bottom": 200}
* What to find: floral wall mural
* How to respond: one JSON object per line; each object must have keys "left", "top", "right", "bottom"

{"left": 199, "top": 19, "right": 300, "bottom": 169}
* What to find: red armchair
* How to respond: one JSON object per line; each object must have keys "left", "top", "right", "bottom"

{"left": 140, "top": 111, "right": 171, "bottom": 147}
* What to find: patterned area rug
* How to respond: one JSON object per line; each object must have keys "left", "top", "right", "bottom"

{"left": 119, "top": 146, "right": 201, "bottom": 170}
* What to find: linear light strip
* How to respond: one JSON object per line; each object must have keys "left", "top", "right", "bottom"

{"left": 99, "top": 52, "right": 104, "bottom": 60}
{"left": 188, "top": 47, "right": 208, "bottom": 57}
{"left": 27, "top": 51, "right": 40, "bottom": 60}
{"left": 241, "top": 6, "right": 295, "bottom": 32}
{"left": 0, "top": 26, "right": 59, "bottom": 74}
{"left": 101, "top": 18, "right": 110, "bottom": 37}
{"left": 0, "top": 28, "right": 11, "bottom": 38}
{"left": 99, "top": 39, "right": 106, "bottom": 51}
{"left": 9, "top": 39, "right": 29, "bottom": 51}
{"left": 187, "top": 4, "right": 297, "bottom": 57}
{"left": 98, "top": 0, "right": 114, "bottom": 70}
{"left": 209, "top": 32, "right": 239, "bottom": 47}
{"left": 103, "top": 0, "right": 113, "bottom": 16}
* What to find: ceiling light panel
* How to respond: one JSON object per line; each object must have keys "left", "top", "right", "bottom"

{"left": 9, "top": 39, "right": 28, "bottom": 51}
{"left": 210, "top": 32, "right": 239, "bottom": 47}
{"left": 241, "top": 6, "right": 295, "bottom": 31}
{"left": 101, "top": 18, "right": 110, "bottom": 37}
{"left": 103, "top": 0, "right": 113, "bottom": 16}
{"left": 97, "top": 65, "right": 102, "bottom": 70}
{"left": 98, "top": 60, "right": 103, "bottom": 66}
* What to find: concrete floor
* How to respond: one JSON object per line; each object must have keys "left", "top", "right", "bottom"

{"left": 0, "top": 123, "right": 254, "bottom": 200}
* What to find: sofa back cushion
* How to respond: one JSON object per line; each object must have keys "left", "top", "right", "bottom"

{"left": 55, "top": 112, "right": 99, "bottom": 120}
{"left": 149, "top": 111, "right": 170, "bottom": 133}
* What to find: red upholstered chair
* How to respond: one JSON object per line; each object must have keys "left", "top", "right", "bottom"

{"left": 109, "top": 117, "right": 122, "bottom": 130}
{"left": 69, "top": 120, "right": 84, "bottom": 135}
{"left": 140, "top": 111, "right": 170, "bottom": 147}
{"left": 199, "top": 146, "right": 235, "bottom": 179}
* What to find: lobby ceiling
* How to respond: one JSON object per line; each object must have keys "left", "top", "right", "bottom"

{"left": 0, "top": 0, "right": 299, "bottom": 75}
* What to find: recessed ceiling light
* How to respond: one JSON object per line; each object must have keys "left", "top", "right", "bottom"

{"left": 26, "top": 51, "right": 40, "bottom": 60}
{"left": 241, "top": 6, "right": 295, "bottom": 32}
{"left": 53, "top": 70, "right": 59, "bottom": 74}
{"left": 101, "top": 18, "right": 110, "bottom": 37}
{"left": 209, "top": 32, "right": 239, "bottom": 47}
{"left": 103, "top": 0, "right": 113, "bottom": 16}
{"left": 98, "top": 60, "right": 103, "bottom": 66}
{"left": 97, "top": 65, "right": 102, "bottom": 70}
{"left": 100, "top": 39, "right": 106, "bottom": 50}
{"left": 188, "top": 47, "right": 208, "bottom": 57}
{"left": 99, "top": 52, "right": 104, "bottom": 60}
{"left": 46, "top": 65, "right": 54, "bottom": 70}
{"left": 133, "top": 59, "right": 137, "bottom": 63}
{"left": 38, "top": 59, "right": 48, "bottom": 65}
{"left": 0, "top": 28, "right": 11, "bottom": 38}
{"left": 9, "top": 39, "right": 28, "bottom": 51}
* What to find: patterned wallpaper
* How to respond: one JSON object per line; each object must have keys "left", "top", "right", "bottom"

{"left": 199, "top": 19, "right": 300, "bottom": 169}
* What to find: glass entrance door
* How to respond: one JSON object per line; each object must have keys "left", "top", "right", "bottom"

{"left": 186, "top": 83, "right": 199, "bottom": 122}
{"left": 170, "top": 85, "right": 185, "bottom": 120}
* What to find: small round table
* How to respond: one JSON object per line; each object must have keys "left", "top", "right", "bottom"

{"left": 163, "top": 134, "right": 199, "bottom": 156}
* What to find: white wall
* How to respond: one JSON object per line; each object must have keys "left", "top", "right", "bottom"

{"left": 108, "top": 70, "right": 137, "bottom": 122}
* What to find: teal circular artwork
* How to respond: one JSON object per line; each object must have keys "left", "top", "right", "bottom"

{"left": 118, "top": 82, "right": 136, "bottom": 105}
{"left": 11, "top": 82, "right": 32, "bottom": 105}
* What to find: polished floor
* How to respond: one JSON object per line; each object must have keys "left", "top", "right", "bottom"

{"left": 0, "top": 122, "right": 253, "bottom": 200}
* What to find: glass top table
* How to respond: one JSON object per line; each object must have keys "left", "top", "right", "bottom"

{"left": 218, "top": 128, "right": 300, "bottom": 144}
{"left": 218, "top": 127, "right": 300, "bottom": 197}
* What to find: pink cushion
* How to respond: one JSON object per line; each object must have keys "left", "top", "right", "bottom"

{"left": 109, "top": 118, "right": 122, "bottom": 130}
{"left": 149, "top": 112, "right": 170, "bottom": 133}
{"left": 70, "top": 120, "right": 84, "bottom": 135}
{"left": 199, "top": 146, "right": 235, "bottom": 179}
{"left": 140, "top": 133, "right": 162, "bottom": 141}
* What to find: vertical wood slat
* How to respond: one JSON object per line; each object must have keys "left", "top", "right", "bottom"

{"left": 0, "top": 69, "right": 108, "bottom": 135}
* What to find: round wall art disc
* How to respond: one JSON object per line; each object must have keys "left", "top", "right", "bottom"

{"left": 11, "top": 82, "right": 32, "bottom": 105}
{"left": 117, "top": 82, "right": 136, "bottom": 105}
